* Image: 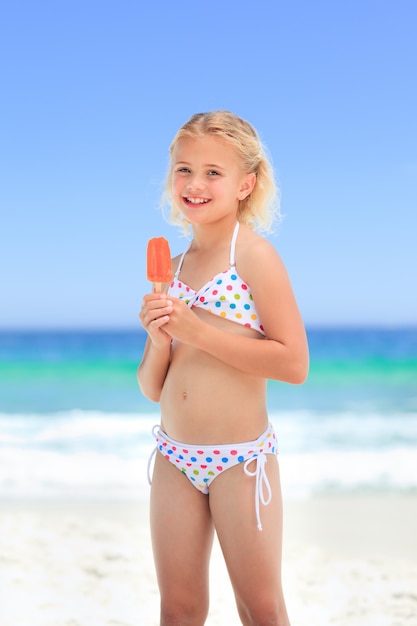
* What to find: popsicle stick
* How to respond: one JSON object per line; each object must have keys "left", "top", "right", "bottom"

{"left": 153, "top": 282, "right": 162, "bottom": 294}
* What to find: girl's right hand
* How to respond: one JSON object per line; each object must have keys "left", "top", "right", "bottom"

{"left": 139, "top": 293, "right": 173, "bottom": 348}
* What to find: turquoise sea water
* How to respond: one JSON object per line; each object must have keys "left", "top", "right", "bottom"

{"left": 0, "top": 328, "right": 416, "bottom": 499}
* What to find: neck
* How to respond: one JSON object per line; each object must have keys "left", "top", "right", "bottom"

{"left": 191, "top": 218, "right": 238, "bottom": 251}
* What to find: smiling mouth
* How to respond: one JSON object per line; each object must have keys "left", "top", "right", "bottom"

{"left": 184, "top": 197, "right": 210, "bottom": 205}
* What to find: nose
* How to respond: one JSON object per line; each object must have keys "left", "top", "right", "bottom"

{"left": 186, "top": 174, "right": 205, "bottom": 193}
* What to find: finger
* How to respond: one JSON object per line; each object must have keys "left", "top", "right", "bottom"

{"left": 149, "top": 315, "right": 170, "bottom": 330}
{"left": 140, "top": 299, "right": 172, "bottom": 321}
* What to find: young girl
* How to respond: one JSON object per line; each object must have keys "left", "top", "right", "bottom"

{"left": 138, "top": 111, "right": 309, "bottom": 626}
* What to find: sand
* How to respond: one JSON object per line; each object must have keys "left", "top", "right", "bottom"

{"left": 0, "top": 495, "right": 416, "bottom": 625}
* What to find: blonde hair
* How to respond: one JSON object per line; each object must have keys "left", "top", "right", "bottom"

{"left": 162, "top": 110, "right": 281, "bottom": 235}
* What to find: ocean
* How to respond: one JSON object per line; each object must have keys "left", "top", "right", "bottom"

{"left": 0, "top": 328, "right": 416, "bottom": 500}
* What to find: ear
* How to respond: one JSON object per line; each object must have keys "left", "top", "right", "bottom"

{"left": 238, "top": 172, "right": 257, "bottom": 200}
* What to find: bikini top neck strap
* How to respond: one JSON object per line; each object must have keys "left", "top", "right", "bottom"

{"left": 174, "top": 245, "right": 190, "bottom": 278}
{"left": 229, "top": 222, "right": 240, "bottom": 267}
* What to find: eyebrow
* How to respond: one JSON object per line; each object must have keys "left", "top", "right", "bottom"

{"left": 175, "top": 160, "right": 226, "bottom": 170}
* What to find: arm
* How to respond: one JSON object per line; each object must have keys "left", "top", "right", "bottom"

{"left": 164, "top": 307, "right": 308, "bottom": 384}
{"left": 192, "top": 321, "right": 307, "bottom": 383}
{"left": 162, "top": 242, "right": 309, "bottom": 384}
{"left": 137, "top": 293, "right": 173, "bottom": 402}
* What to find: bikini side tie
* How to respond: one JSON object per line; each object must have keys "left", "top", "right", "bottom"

{"left": 147, "top": 424, "right": 160, "bottom": 485}
{"left": 244, "top": 453, "right": 272, "bottom": 531}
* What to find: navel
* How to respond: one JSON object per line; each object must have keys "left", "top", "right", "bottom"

{"left": 181, "top": 391, "right": 187, "bottom": 400}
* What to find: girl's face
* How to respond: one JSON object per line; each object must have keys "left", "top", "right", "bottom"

{"left": 171, "top": 135, "right": 255, "bottom": 226}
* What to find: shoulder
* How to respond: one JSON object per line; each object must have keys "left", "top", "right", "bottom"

{"left": 235, "top": 226, "right": 286, "bottom": 280}
{"left": 234, "top": 227, "right": 303, "bottom": 345}
{"left": 235, "top": 226, "right": 293, "bottom": 316}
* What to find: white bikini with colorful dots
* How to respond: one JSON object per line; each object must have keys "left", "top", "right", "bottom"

{"left": 148, "top": 422, "right": 278, "bottom": 531}
{"left": 168, "top": 222, "right": 266, "bottom": 336}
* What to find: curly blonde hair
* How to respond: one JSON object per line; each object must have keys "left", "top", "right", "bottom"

{"left": 162, "top": 111, "right": 281, "bottom": 235}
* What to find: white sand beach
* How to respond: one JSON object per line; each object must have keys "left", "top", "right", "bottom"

{"left": 0, "top": 495, "right": 416, "bottom": 626}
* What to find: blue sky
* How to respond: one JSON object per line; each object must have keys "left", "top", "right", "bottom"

{"left": 1, "top": 0, "right": 416, "bottom": 329}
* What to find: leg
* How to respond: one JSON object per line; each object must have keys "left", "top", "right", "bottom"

{"left": 209, "top": 455, "right": 290, "bottom": 626}
{"left": 150, "top": 451, "right": 215, "bottom": 626}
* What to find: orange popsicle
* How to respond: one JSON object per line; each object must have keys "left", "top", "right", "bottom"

{"left": 146, "top": 237, "right": 173, "bottom": 293}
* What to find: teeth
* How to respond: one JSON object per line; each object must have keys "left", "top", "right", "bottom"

{"left": 186, "top": 198, "right": 208, "bottom": 204}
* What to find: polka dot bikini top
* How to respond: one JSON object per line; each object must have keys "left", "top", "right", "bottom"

{"left": 168, "top": 222, "right": 266, "bottom": 336}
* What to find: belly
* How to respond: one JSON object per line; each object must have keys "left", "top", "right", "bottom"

{"left": 159, "top": 341, "right": 268, "bottom": 445}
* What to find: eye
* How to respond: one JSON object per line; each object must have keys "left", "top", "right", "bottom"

{"left": 207, "top": 170, "right": 220, "bottom": 176}
{"left": 177, "top": 167, "right": 191, "bottom": 173}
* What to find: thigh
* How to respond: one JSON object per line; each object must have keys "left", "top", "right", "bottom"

{"left": 209, "top": 455, "right": 285, "bottom": 606}
{"left": 150, "top": 451, "right": 215, "bottom": 605}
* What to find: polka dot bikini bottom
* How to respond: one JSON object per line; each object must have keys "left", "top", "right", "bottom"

{"left": 148, "top": 422, "right": 278, "bottom": 531}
